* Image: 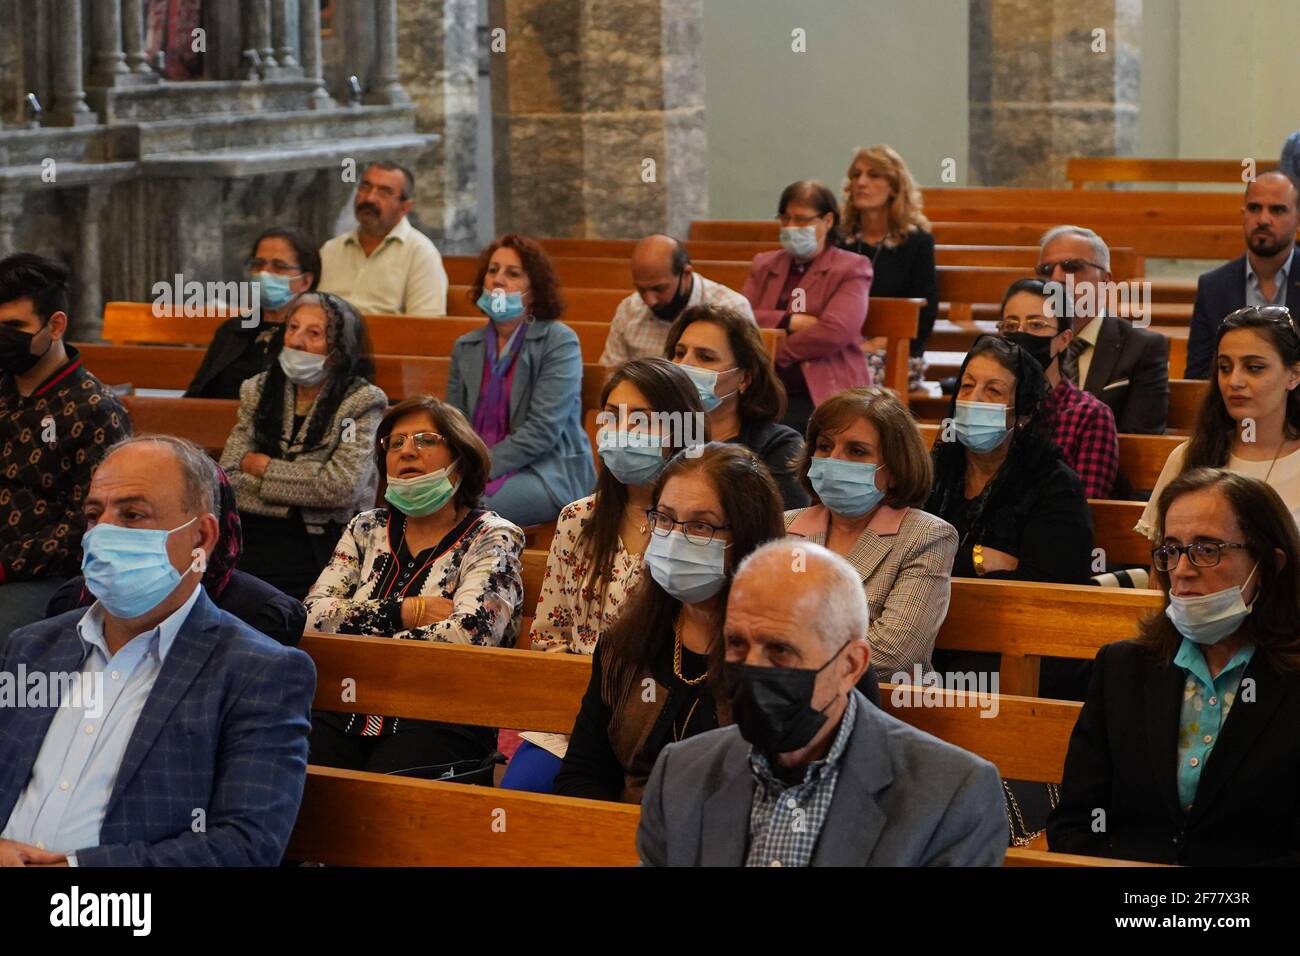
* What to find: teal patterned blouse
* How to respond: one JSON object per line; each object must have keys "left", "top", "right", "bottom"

{"left": 1173, "top": 638, "right": 1255, "bottom": 814}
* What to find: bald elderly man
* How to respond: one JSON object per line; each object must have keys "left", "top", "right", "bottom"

{"left": 637, "top": 540, "right": 1006, "bottom": 867}
{"left": 600, "top": 234, "right": 755, "bottom": 367}
{"left": 0, "top": 435, "right": 315, "bottom": 867}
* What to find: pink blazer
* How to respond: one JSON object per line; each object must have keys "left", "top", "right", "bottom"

{"left": 742, "top": 245, "right": 873, "bottom": 405}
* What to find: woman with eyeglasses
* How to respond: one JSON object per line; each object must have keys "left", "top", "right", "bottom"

{"left": 304, "top": 395, "right": 525, "bottom": 775}
{"left": 840, "top": 145, "right": 938, "bottom": 393}
{"left": 925, "top": 334, "right": 1093, "bottom": 584}
{"left": 665, "top": 303, "right": 809, "bottom": 509}
{"left": 500, "top": 359, "right": 706, "bottom": 793}
{"left": 185, "top": 226, "right": 320, "bottom": 399}
{"left": 553, "top": 443, "right": 786, "bottom": 803}
{"left": 997, "top": 278, "right": 1120, "bottom": 499}
{"left": 219, "top": 292, "right": 386, "bottom": 600}
{"left": 1050, "top": 468, "right": 1300, "bottom": 865}
{"left": 741, "top": 180, "right": 873, "bottom": 435}
{"left": 1137, "top": 306, "right": 1300, "bottom": 542}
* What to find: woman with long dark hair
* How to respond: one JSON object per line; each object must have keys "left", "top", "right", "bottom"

{"left": 185, "top": 225, "right": 321, "bottom": 399}
{"left": 1051, "top": 468, "right": 1300, "bottom": 864}
{"left": 553, "top": 443, "right": 786, "bottom": 803}
{"left": 501, "top": 358, "right": 706, "bottom": 792}
{"left": 220, "top": 291, "right": 386, "bottom": 600}
{"left": 1137, "top": 306, "right": 1300, "bottom": 540}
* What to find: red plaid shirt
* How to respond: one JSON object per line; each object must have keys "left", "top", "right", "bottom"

{"left": 1043, "top": 377, "right": 1119, "bottom": 499}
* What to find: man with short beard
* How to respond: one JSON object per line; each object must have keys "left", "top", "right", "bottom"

{"left": 1186, "top": 171, "right": 1300, "bottom": 379}
{"left": 318, "top": 161, "right": 448, "bottom": 316}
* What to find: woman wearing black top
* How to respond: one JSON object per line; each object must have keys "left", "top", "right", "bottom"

{"left": 839, "top": 145, "right": 939, "bottom": 390}
{"left": 184, "top": 226, "right": 320, "bottom": 399}
{"left": 664, "top": 304, "right": 810, "bottom": 510}
{"left": 926, "top": 334, "right": 1093, "bottom": 584}
{"left": 554, "top": 443, "right": 786, "bottom": 803}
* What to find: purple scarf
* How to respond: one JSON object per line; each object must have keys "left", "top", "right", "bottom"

{"left": 474, "top": 323, "right": 527, "bottom": 495}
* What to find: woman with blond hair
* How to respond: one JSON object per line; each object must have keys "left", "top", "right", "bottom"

{"left": 841, "top": 145, "right": 939, "bottom": 391}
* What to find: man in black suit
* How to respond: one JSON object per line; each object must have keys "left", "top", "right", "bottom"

{"left": 1185, "top": 171, "right": 1300, "bottom": 379}
{"left": 1037, "top": 225, "right": 1170, "bottom": 434}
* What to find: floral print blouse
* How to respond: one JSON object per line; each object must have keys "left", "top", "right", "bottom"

{"left": 528, "top": 494, "right": 645, "bottom": 655}
{"left": 305, "top": 507, "right": 525, "bottom": 646}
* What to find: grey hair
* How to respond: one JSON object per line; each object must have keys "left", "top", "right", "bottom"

{"left": 733, "top": 539, "right": 870, "bottom": 651}
{"left": 101, "top": 434, "right": 219, "bottom": 516}
{"left": 1039, "top": 224, "right": 1110, "bottom": 272}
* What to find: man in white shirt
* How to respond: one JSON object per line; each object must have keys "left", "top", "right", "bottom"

{"left": 600, "top": 235, "right": 755, "bottom": 368}
{"left": 319, "top": 162, "right": 449, "bottom": 316}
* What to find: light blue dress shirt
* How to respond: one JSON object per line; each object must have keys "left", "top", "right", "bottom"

{"left": 1245, "top": 247, "right": 1294, "bottom": 307}
{"left": 1173, "top": 637, "right": 1255, "bottom": 815}
{"left": 0, "top": 584, "right": 201, "bottom": 863}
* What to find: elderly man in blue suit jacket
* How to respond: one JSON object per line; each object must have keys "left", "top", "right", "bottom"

{"left": 1186, "top": 171, "right": 1300, "bottom": 379}
{"left": 0, "top": 435, "right": 315, "bottom": 867}
{"left": 637, "top": 540, "right": 1006, "bottom": 867}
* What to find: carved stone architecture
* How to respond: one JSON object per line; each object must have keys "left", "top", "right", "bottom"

{"left": 968, "top": 0, "right": 1140, "bottom": 187}
{"left": 0, "top": 0, "right": 439, "bottom": 338}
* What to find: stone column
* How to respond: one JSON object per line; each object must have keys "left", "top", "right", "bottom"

{"left": 0, "top": 192, "right": 25, "bottom": 258}
{"left": 490, "top": 0, "right": 708, "bottom": 239}
{"left": 246, "top": 0, "right": 278, "bottom": 73}
{"left": 122, "top": 0, "right": 152, "bottom": 73}
{"left": 272, "top": 0, "right": 299, "bottom": 70}
{"left": 968, "top": 0, "right": 1140, "bottom": 186}
{"left": 76, "top": 187, "right": 111, "bottom": 341}
{"left": 365, "top": 0, "right": 410, "bottom": 104}
{"left": 90, "top": 0, "right": 129, "bottom": 85}
{"left": 49, "top": 0, "right": 96, "bottom": 126}
{"left": 299, "top": 0, "right": 334, "bottom": 106}
{"left": 397, "top": 0, "right": 478, "bottom": 252}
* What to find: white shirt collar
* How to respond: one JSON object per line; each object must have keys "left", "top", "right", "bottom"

{"left": 346, "top": 214, "right": 413, "bottom": 248}
{"left": 75, "top": 582, "right": 204, "bottom": 665}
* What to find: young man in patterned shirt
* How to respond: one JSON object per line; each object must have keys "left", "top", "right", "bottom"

{"left": 0, "top": 254, "right": 130, "bottom": 645}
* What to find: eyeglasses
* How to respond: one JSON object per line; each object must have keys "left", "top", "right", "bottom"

{"left": 645, "top": 509, "right": 732, "bottom": 545}
{"left": 245, "top": 257, "right": 303, "bottom": 276}
{"left": 381, "top": 431, "right": 446, "bottom": 452}
{"left": 1220, "top": 305, "right": 1300, "bottom": 341}
{"left": 997, "top": 318, "right": 1059, "bottom": 335}
{"left": 775, "top": 213, "right": 823, "bottom": 227}
{"left": 1034, "top": 258, "right": 1106, "bottom": 277}
{"left": 1151, "top": 541, "right": 1249, "bottom": 571}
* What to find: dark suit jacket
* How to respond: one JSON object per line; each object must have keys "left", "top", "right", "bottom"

{"left": 1185, "top": 250, "right": 1300, "bottom": 379}
{"left": 0, "top": 589, "right": 317, "bottom": 865}
{"left": 45, "top": 570, "right": 307, "bottom": 647}
{"left": 1081, "top": 316, "right": 1169, "bottom": 434}
{"left": 637, "top": 689, "right": 1006, "bottom": 866}
{"left": 1047, "top": 639, "right": 1300, "bottom": 865}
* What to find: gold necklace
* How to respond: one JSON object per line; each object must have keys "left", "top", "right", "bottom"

{"left": 625, "top": 504, "right": 648, "bottom": 534}
{"left": 673, "top": 615, "right": 708, "bottom": 686}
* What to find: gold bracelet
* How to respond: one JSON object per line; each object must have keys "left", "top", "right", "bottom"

{"left": 972, "top": 544, "right": 985, "bottom": 576}
{"left": 416, "top": 596, "right": 426, "bottom": 623}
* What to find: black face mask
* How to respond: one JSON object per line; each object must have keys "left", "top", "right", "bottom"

{"left": 723, "top": 640, "right": 850, "bottom": 755}
{"left": 649, "top": 273, "right": 692, "bottom": 322}
{"left": 0, "top": 323, "right": 51, "bottom": 376}
{"left": 1003, "top": 331, "right": 1055, "bottom": 374}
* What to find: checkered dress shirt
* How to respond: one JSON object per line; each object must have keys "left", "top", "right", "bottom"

{"left": 744, "top": 692, "right": 857, "bottom": 867}
{"left": 599, "top": 274, "right": 755, "bottom": 367}
{"left": 1042, "top": 376, "right": 1119, "bottom": 499}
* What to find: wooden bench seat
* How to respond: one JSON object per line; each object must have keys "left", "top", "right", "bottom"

{"left": 1067, "top": 156, "right": 1278, "bottom": 188}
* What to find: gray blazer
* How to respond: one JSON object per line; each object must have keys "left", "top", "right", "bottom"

{"left": 637, "top": 689, "right": 1007, "bottom": 866}
{"left": 447, "top": 320, "right": 595, "bottom": 511}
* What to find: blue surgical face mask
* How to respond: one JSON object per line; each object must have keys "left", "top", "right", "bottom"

{"left": 597, "top": 430, "right": 668, "bottom": 487}
{"left": 808, "top": 456, "right": 884, "bottom": 518}
{"left": 81, "top": 516, "right": 200, "bottom": 619}
{"left": 1166, "top": 563, "right": 1259, "bottom": 646}
{"left": 476, "top": 289, "right": 527, "bottom": 323}
{"left": 278, "top": 346, "right": 328, "bottom": 386}
{"left": 253, "top": 271, "right": 296, "bottom": 310}
{"left": 779, "top": 225, "right": 819, "bottom": 260}
{"left": 953, "top": 399, "right": 1012, "bottom": 453}
{"left": 645, "top": 529, "right": 730, "bottom": 604}
{"left": 677, "top": 363, "right": 738, "bottom": 413}
{"left": 385, "top": 464, "right": 459, "bottom": 517}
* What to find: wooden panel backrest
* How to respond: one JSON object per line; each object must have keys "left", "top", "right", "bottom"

{"left": 921, "top": 186, "right": 1241, "bottom": 216}
{"left": 120, "top": 395, "right": 237, "bottom": 456}
{"left": 1090, "top": 499, "right": 1151, "bottom": 566}
{"left": 521, "top": 549, "right": 548, "bottom": 620}
{"left": 286, "top": 765, "right": 1153, "bottom": 866}
{"left": 1168, "top": 378, "right": 1206, "bottom": 432}
{"left": 1067, "top": 156, "right": 1278, "bottom": 188}
{"left": 933, "top": 245, "right": 1141, "bottom": 280}
{"left": 917, "top": 423, "right": 1181, "bottom": 493}
{"left": 102, "top": 302, "right": 225, "bottom": 345}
